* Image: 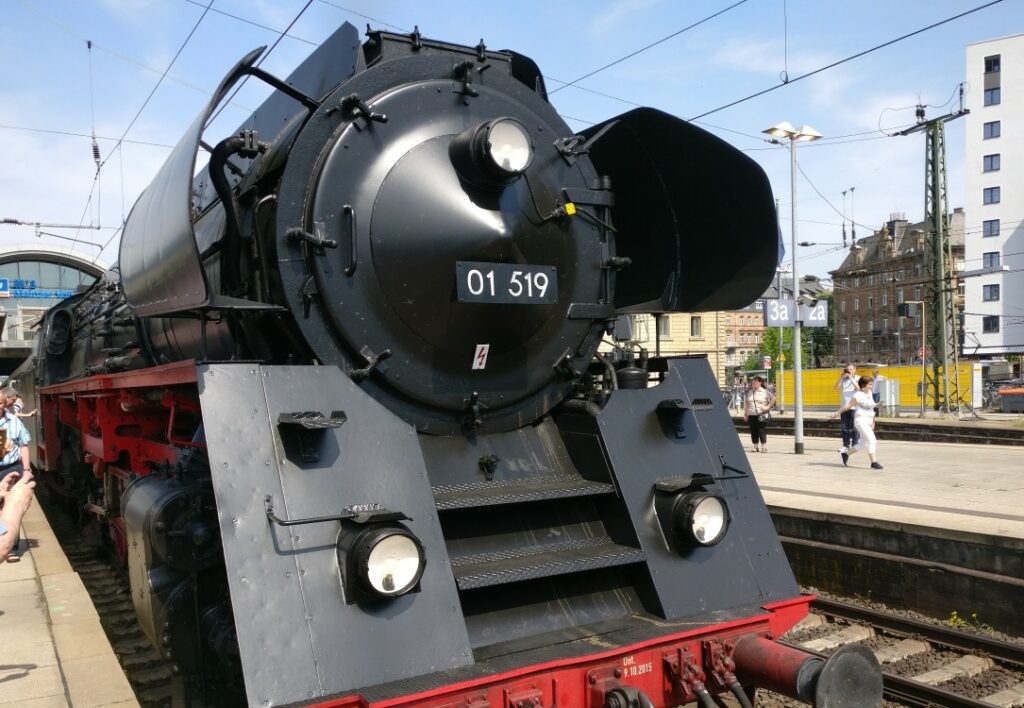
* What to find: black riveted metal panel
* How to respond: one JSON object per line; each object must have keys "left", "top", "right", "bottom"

{"left": 586, "top": 358, "right": 799, "bottom": 619}
{"left": 198, "top": 364, "right": 471, "bottom": 707}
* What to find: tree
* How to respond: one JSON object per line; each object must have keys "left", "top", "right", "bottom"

{"left": 746, "top": 326, "right": 808, "bottom": 383}
{"left": 807, "top": 291, "right": 834, "bottom": 368}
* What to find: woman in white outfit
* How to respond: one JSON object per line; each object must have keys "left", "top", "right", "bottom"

{"left": 830, "top": 377, "right": 883, "bottom": 470}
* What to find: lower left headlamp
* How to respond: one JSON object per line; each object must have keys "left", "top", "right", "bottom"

{"left": 338, "top": 522, "right": 426, "bottom": 602}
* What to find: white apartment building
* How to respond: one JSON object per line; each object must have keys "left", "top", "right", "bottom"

{"left": 964, "top": 34, "right": 1024, "bottom": 355}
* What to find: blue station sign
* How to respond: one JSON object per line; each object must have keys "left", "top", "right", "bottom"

{"left": 0, "top": 278, "right": 74, "bottom": 300}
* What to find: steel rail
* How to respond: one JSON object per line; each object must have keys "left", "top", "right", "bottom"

{"left": 811, "top": 597, "right": 1024, "bottom": 668}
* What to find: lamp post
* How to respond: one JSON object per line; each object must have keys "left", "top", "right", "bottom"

{"left": 764, "top": 121, "right": 822, "bottom": 454}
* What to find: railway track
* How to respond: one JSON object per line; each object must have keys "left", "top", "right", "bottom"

{"left": 39, "top": 491, "right": 176, "bottom": 708}
{"left": 781, "top": 597, "right": 1024, "bottom": 707}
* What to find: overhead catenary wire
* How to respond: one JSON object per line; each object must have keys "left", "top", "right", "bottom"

{"left": 17, "top": 0, "right": 253, "bottom": 113}
{"left": 100, "top": 0, "right": 215, "bottom": 171}
{"left": 688, "top": 0, "right": 1003, "bottom": 121}
{"left": 0, "top": 124, "right": 174, "bottom": 148}
{"left": 87, "top": 40, "right": 101, "bottom": 173}
{"left": 65, "top": 0, "right": 215, "bottom": 259}
{"left": 794, "top": 158, "right": 876, "bottom": 232}
{"left": 549, "top": 0, "right": 749, "bottom": 95}
{"left": 316, "top": 0, "right": 409, "bottom": 32}
{"left": 206, "top": 0, "right": 316, "bottom": 127}
{"left": 182, "top": 0, "right": 318, "bottom": 45}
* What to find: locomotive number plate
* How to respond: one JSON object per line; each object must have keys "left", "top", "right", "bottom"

{"left": 456, "top": 262, "right": 558, "bottom": 304}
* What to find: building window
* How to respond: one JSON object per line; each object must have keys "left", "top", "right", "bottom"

{"left": 983, "top": 219, "right": 1000, "bottom": 237}
{"left": 840, "top": 321, "right": 847, "bottom": 335}
{"left": 868, "top": 319, "right": 874, "bottom": 332}
{"left": 724, "top": 316, "right": 731, "bottom": 325}
{"left": 854, "top": 320, "right": 860, "bottom": 334}
{"left": 984, "top": 87, "right": 1001, "bottom": 106}
{"left": 897, "top": 289, "right": 904, "bottom": 304}
{"left": 840, "top": 299, "right": 846, "bottom": 313}
{"left": 985, "top": 54, "right": 1001, "bottom": 73}
{"left": 983, "top": 284, "right": 1000, "bottom": 301}
{"left": 868, "top": 296, "right": 874, "bottom": 308}
{"left": 882, "top": 318, "right": 888, "bottom": 331}
{"left": 914, "top": 314, "right": 921, "bottom": 328}
{"left": 984, "top": 154, "right": 1001, "bottom": 172}
{"left": 983, "top": 187, "right": 1001, "bottom": 204}
{"left": 983, "top": 315, "right": 1000, "bottom": 333}
{"left": 913, "top": 286, "right": 921, "bottom": 300}
{"left": 690, "top": 316, "right": 702, "bottom": 338}
{"left": 881, "top": 292, "right": 888, "bottom": 306}
{"left": 983, "top": 252, "right": 1001, "bottom": 269}
{"left": 984, "top": 121, "right": 1001, "bottom": 139}
{"left": 657, "top": 316, "right": 670, "bottom": 338}
{"left": 853, "top": 297, "right": 859, "bottom": 311}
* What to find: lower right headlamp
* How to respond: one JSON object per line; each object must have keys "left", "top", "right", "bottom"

{"left": 672, "top": 492, "right": 729, "bottom": 546}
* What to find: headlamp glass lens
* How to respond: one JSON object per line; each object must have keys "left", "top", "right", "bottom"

{"left": 487, "top": 119, "right": 532, "bottom": 173}
{"left": 366, "top": 532, "right": 423, "bottom": 595}
{"left": 691, "top": 496, "right": 726, "bottom": 544}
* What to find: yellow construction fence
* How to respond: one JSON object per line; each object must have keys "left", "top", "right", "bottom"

{"left": 772, "top": 363, "right": 975, "bottom": 410}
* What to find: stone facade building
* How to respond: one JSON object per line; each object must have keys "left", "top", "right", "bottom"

{"left": 830, "top": 210, "right": 965, "bottom": 365}
{"left": 618, "top": 312, "right": 729, "bottom": 386}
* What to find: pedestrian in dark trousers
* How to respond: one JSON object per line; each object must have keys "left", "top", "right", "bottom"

{"left": 743, "top": 376, "right": 776, "bottom": 453}
{"left": 834, "top": 363, "right": 860, "bottom": 455}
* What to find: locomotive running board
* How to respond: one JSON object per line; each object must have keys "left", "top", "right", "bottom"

{"left": 197, "top": 363, "right": 472, "bottom": 707}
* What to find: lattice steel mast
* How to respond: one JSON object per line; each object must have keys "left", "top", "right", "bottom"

{"left": 896, "top": 100, "right": 968, "bottom": 413}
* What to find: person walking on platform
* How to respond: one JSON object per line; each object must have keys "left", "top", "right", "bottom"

{"left": 834, "top": 364, "right": 860, "bottom": 457}
{"left": 830, "top": 376, "right": 884, "bottom": 470}
{"left": 743, "top": 375, "right": 776, "bottom": 453}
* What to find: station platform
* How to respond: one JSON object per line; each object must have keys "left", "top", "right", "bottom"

{"left": 0, "top": 502, "right": 137, "bottom": 707}
{"left": 745, "top": 431, "right": 1024, "bottom": 637}
{"left": 743, "top": 433, "right": 1024, "bottom": 541}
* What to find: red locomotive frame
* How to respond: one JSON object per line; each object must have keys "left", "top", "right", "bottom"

{"left": 38, "top": 360, "right": 201, "bottom": 563}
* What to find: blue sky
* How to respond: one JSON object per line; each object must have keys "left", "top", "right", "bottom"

{"left": 0, "top": 0, "right": 1019, "bottom": 278}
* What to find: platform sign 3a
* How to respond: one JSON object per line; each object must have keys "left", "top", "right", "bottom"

{"left": 763, "top": 299, "right": 795, "bottom": 326}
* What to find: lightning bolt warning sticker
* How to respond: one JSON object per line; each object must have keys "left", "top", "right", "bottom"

{"left": 472, "top": 344, "right": 490, "bottom": 370}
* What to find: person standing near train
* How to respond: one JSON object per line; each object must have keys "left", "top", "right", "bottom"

{"left": 743, "top": 375, "right": 776, "bottom": 453}
{"left": 830, "top": 376, "right": 884, "bottom": 470}
{"left": 834, "top": 363, "right": 860, "bottom": 457}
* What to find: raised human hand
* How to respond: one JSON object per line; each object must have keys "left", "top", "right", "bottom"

{"left": 3, "top": 471, "right": 35, "bottom": 516}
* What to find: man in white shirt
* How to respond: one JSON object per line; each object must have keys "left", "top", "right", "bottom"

{"left": 834, "top": 364, "right": 860, "bottom": 455}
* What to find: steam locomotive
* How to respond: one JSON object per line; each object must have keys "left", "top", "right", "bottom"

{"left": 16, "top": 23, "right": 881, "bottom": 707}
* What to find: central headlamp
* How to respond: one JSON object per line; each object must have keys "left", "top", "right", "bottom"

{"left": 675, "top": 492, "right": 728, "bottom": 546}
{"left": 450, "top": 117, "right": 534, "bottom": 187}
{"left": 653, "top": 476, "right": 731, "bottom": 551}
